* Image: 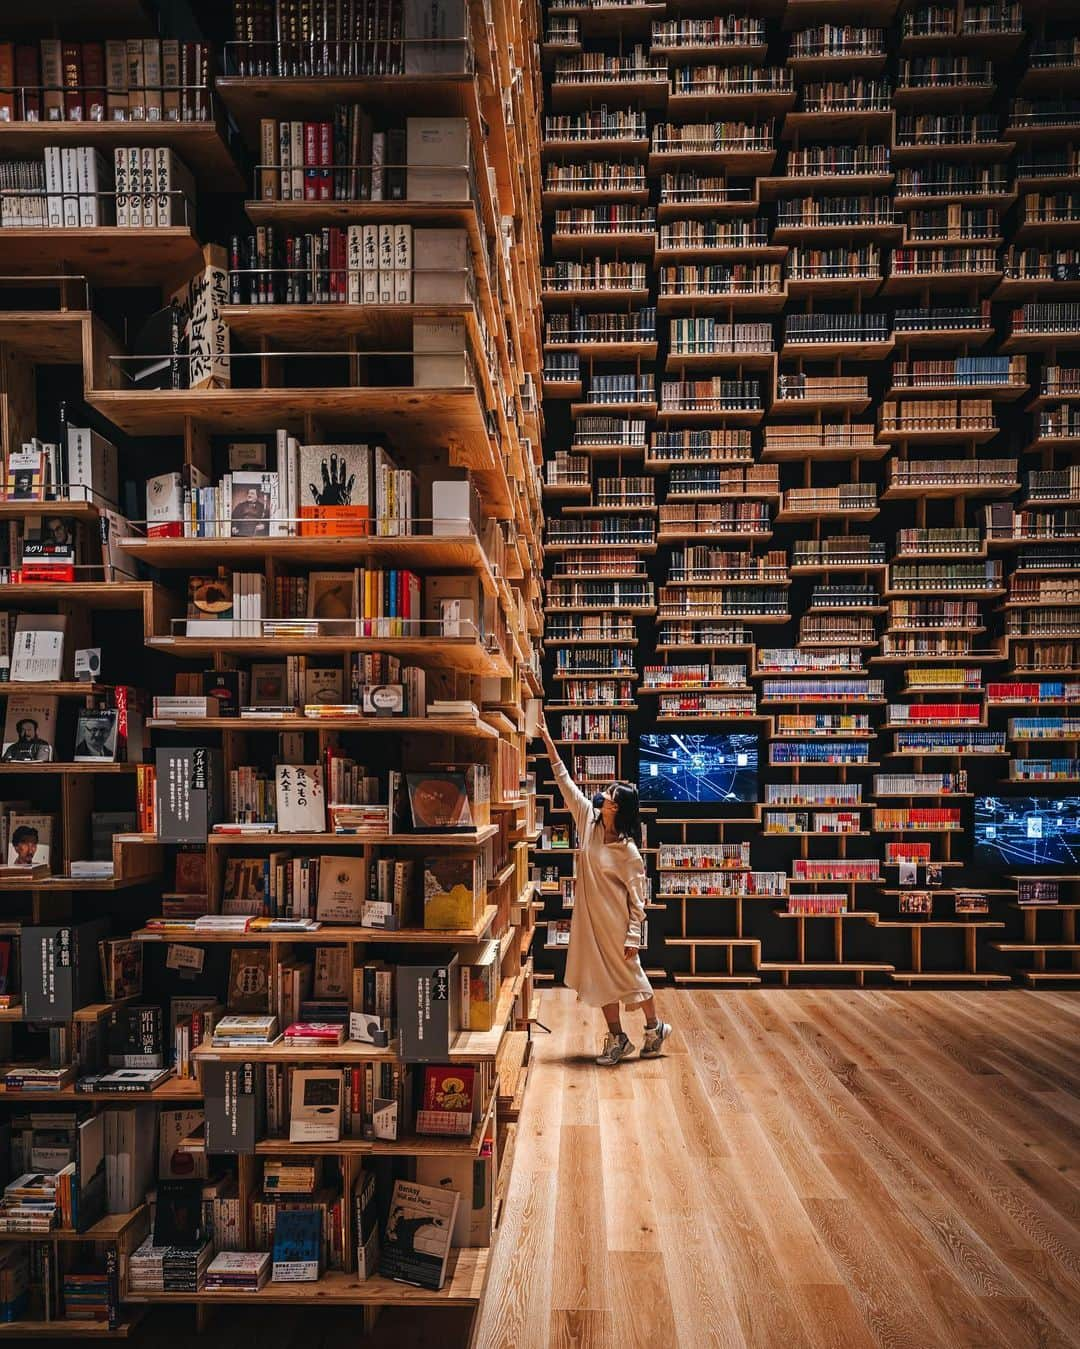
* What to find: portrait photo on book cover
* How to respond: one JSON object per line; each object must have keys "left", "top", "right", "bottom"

{"left": 1, "top": 719, "right": 53, "bottom": 763}
{"left": 74, "top": 710, "right": 119, "bottom": 761}
{"left": 230, "top": 478, "right": 272, "bottom": 536}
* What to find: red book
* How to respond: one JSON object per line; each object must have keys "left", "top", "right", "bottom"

{"left": 61, "top": 43, "right": 83, "bottom": 119}
{"left": 416, "top": 1064, "right": 475, "bottom": 1135}
{"left": 0, "top": 44, "right": 13, "bottom": 121}
{"left": 14, "top": 44, "right": 39, "bottom": 120}
{"left": 284, "top": 1022, "right": 345, "bottom": 1041}
{"left": 82, "top": 42, "right": 105, "bottom": 120}
{"left": 318, "top": 120, "right": 333, "bottom": 200}
{"left": 303, "top": 121, "right": 319, "bottom": 200}
{"left": 19, "top": 563, "right": 75, "bottom": 582}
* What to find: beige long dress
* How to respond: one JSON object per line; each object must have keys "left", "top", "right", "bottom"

{"left": 552, "top": 759, "right": 654, "bottom": 1009}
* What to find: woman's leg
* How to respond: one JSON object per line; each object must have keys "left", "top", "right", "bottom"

{"left": 602, "top": 1000, "right": 623, "bottom": 1033}
{"left": 637, "top": 995, "right": 657, "bottom": 1027}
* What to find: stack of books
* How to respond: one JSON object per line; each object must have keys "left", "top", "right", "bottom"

{"left": 205, "top": 1252, "right": 271, "bottom": 1292}
{"left": 211, "top": 1015, "right": 281, "bottom": 1048}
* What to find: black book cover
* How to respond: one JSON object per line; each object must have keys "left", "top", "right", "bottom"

{"left": 153, "top": 1180, "right": 205, "bottom": 1249}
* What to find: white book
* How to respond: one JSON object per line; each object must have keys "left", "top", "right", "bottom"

{"left": 393, "top": 223, "right": 413, "bottom": 304}
{"left": 141, "top": 147, "right": 154, "bottom": 228}
{"left": 66, "top": 425, "right": 119, "bottom": 508}
{"left": 43, "top": 147, "right": 63, "bottom": 228}
{"left": 288, "top": 1068, "right": 343, "bottom": 1143}
{"left": 60, "top": 148, "right": 79, "bottom": 227}
{"left": 278, "top": 120, "right": 292, "bottom": 201}
{"left": 347, "top": 225, "right": 362, "bottom": 303}
{"left": 128, "top": 146, "right": 142, "bottom": 227}
{"left": 376, "top": 225, "right": 394, "bottom": 303}
{"left": 99, "top": 509, "right": 138, "bottom": 580}
{"left": 77, "top": 147, "right": 92, "bottom": 227}
{"left": 155, "top": 147, "right": 196, "bottom": 227}
{"left": 361, "top": 225, "right": 379, "bottom": 304}
{"left": 146, "top": 471, "right": 184, "bottom": 536}
{"left": 232, "top": 570, "right": 245, "bottom": 636}
{"left": 11, "top": 615, "right": 67, "bottom": 682}
{"left": 113, "top": 147, "right": 128, "bottom": 227}
{"left": 275, "top": 764, "right": 326, "bottom": 833}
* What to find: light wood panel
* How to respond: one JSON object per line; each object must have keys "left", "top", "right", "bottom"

{"left": 475, "top": 987, "right": 1080, "bottom": 1349}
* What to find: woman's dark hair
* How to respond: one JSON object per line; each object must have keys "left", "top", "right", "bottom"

{"left": 609, "top": 782, "right": 641, "bottom": 846}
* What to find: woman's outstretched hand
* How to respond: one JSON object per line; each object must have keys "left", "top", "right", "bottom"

{"left": 538, "top": 709, "right": 559, "bottom": 761}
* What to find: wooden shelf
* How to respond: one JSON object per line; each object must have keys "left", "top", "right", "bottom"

{"left": 215, "top": 73, "right": 485, "bottom": 151}
{"left": 147, "top": 715, "right": 498, "bottom": 738}
{"left": 147, "top": 635, "right": 510, "bottom": 676}
{"left": 0, "top": 119, "right": 243, "bottom": 188}
{"left": 0, "top": 227, "right": 203, "bottom": 286}
{"left": 205, "top": 826, "right": 499, "bottom": 849}
{"left": 86, "top": 384, "right": 493, "bottom": 451}
{"left": 134, "top": 909, "right": 499, "bottom": 944}
{"left": 0, "top": 310, "right": 91, "bottom": 363}
{"left": 122, "top": 532, "right": 496, "bottom": 579}
{"left": 127, "top": 1249, "right": 489, "bottom": 1307}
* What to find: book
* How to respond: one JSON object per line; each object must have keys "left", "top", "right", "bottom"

{"left": 227, "top": 949, "right": 271, "bottom": 1014}
{"left": 380, "top": 1180, "right": 459, "bottom": 1290}
{"left": 153, "top": 1180, "right": 204, "bottom": 1249}
{"left": 424, "top": 856, "right": 482, "bottom": 930}
{"left": 10, "top": 616, "right": 66, "bottom": 682}
{"left": 271, "top": 1209, "right": 322, "bottom": 1282}
{"left": 406, "top": 772, "right": 473, "bottom": 833}
{"left": 275, "top": 764, "right": 326, "bottom": 833}
{"left": 7, "top": 813, "right": 56, "bottom": 871}
{"left": 315, "top": 854, "right": 366, "bottom": 923}
{"left": 288, "top": 1068, "right": 343, "bottom": 1144}
{"left": 1, "top": 693, "right": 57, "bottom": 763}
{"left": 416, "top": 1065, "right": 476, "bottom": 1136}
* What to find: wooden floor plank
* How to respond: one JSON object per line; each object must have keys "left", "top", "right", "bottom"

{"left": 475, "top": 989, "right": 1080, "bottom": 1349}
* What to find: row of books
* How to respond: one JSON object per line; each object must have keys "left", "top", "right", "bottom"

{"left": 230, "top": 0, "right": 468, "bottom": 79}
{"left": 227, "top": 221, "right": 468, "bottom": 307}
{"left": 0, "top": 38, "right": 210, "bottom": 123}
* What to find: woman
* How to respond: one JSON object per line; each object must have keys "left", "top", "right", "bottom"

{"left": 538, "top": 715, "right": 672, "bottom": 1065}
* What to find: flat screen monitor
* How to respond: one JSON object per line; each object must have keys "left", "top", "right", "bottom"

{"left": 974, "top": 795, "right": 1080, "bottom": 868}
{"left": 638, "top": 733, "right": 758, "bottom": 804}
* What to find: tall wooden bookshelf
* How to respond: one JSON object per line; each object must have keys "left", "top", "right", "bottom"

{"left": 535, "top": 0, "right": 1080, "bottom": 988}
{"left": 0, "top": 0, "right": 544, "bottom": 1336}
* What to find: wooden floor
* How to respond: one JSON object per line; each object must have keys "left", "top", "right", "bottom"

{"left": 475, "top": 987, "right": 1080, "bottom": 1349}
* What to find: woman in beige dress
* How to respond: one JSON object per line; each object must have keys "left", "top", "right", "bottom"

{"left": 539, "top": 716, "right": 672, "bottom": 1065}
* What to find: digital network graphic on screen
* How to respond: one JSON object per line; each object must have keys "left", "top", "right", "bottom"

{"left": 638, "top": 734, "right": 758, "bottom": 804}
{"left": 975, "top": 796, "right": 1080, "bottom": 868}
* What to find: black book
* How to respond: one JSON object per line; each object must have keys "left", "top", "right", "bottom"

{"left": 106, "top": 1004, "right": 164, "bottom": 1068}
{"left": 153, "top": 1180, "right": 205, "bottom": 1249}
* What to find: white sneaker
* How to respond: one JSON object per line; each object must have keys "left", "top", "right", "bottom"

{"left": 596, "top": 1031, "right": 634, "bottom": 1066}
{"left": 641, "top": 1020, "right": 672, "bottom": 1058}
